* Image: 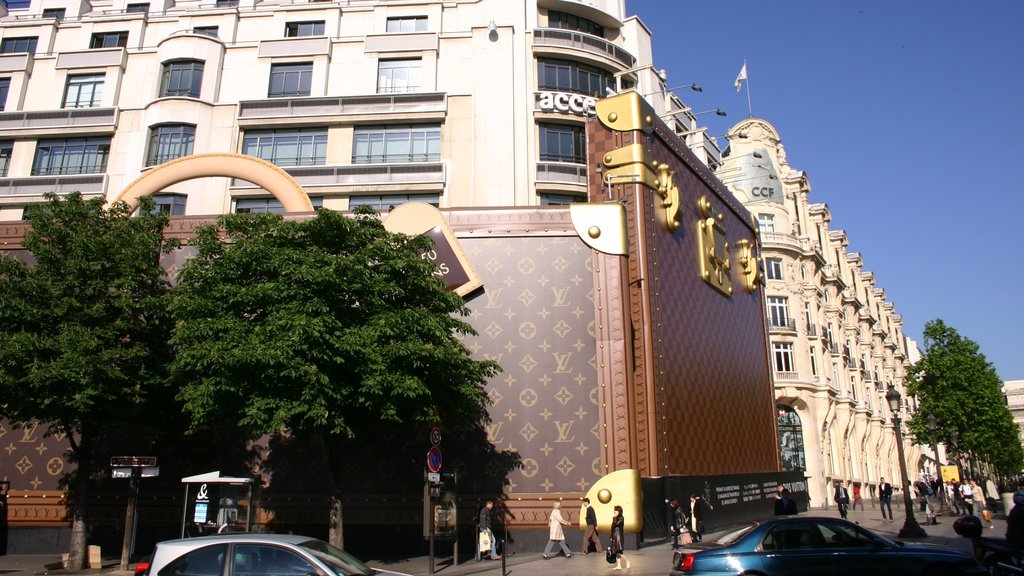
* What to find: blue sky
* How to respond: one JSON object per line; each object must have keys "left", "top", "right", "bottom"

{"left": 629, "top": 0, "right": 1024, "bottom": 381}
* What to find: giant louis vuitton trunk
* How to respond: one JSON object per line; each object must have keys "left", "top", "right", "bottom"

{"left": 0, "top": 93, "right": 789, "bottom": 556}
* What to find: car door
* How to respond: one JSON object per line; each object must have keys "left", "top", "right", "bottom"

{"left": 758, "top": 520, "right": 837, "bottom": 576}
{"left": 817, "top": 519, "right": 918, "bottom": 576}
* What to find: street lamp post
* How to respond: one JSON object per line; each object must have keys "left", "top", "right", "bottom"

{"left": 886, "top": 386, "right": 928, "bottom": 538}
{"left": 926, "top": 414, "right": 947, "bottom": 514}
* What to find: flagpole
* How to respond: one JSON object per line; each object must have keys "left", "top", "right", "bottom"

{"left": 744, "top": 60, "right": 752, "bottom": 117}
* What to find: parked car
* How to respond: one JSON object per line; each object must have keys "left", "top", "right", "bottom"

{"left": 670, "top": 516, "right": 985, "bottom": 576}
{"left": 134, "top": 533, "right": 411, "bottom": 576}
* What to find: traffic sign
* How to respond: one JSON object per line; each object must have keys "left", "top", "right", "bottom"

{"left": 430, "top": 427, "right": 442, "bottom": 446}
{"left": 111, "top": 456, "right": 157, "bottom": 467}
{"left": 427, "top": 472, "right": 441, "bottom": 484}
{"left": 426, "top": 446, "right": 442, "bottom": 473}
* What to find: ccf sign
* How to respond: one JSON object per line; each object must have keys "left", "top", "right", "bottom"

{"left": 536, "top": 91, "right": 597, "bottom": 117}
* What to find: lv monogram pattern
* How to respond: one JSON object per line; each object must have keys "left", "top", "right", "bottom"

{"left": 460, "top": 235, "right": 600, "bottom": 494}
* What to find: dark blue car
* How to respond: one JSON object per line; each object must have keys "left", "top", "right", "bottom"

{"left": 669, "top": 516, "right": 985, "bottom": 576}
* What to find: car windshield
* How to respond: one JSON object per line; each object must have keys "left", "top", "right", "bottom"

{"left": 714, "top": 522, "right": 758, "bottom": 545}
{"left": 298, "top": 540, "right": 374, "bottom": 576}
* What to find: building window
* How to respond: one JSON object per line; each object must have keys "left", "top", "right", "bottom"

{"left": 0, "top": 141, "right": 12, "bottom": 177}
{"left": 32, "top": 137, "right": 110, "bottom": 175}
{"left": 756, "top": 213, "right": 775, "bottom": 233}
{"left": 548, "top": 10, "right": 603, "bottom": 37}
{"left": 0, "top": 78, "right": 9, "bottom": 112}
{"left": 385, "top": 16, "right": 427, "bottom": 32}
{"left": 538, "top": 59, "right": 613, "bottom": 97}
{"left": 284, "top": 21, "right": 324, "bottom": 37}
{"left": 352, "top": 125, "right": 440, "bottom": 164}
{"left": 215, "top": 0, "right": 238, "bottom": 6}
{"left": 242, "top": 128, "right": 327, "bottom": 167}
{"left": 809, "top": 346, "right": 818, "bottom": 376}
{"left": 377, "top": 59, "right": 422, "bottom": 94}
{"left": 540, "top": 193, "right": 586, "bottom": 205}
{"left": 349, "top": 194, "right": 437, "bottom": 211}
{"left": 161, "top": 60, "right": 204, "bottom": 97}
{"left": 268, "top": 63, "right": 312, "bottom": 97}
{"left": 152, "top": 194, "right": 186, "bottom": 216}
{"left": 235, "top": 198, "right": 284, "bottom": 214}
{"left": 192, "top": 26, "right": 219, "bottom": 37}
{"left": 42, "top": 8, "right": 65, "bottom": 20}
{"left": 539, "top": 123, "right": 586, "bottom": 164}
{"left": 772, "top": 342, "right": 794, "bottom": 373}
{"left": 765, "top": 257, "right": 783, "bottom": 280}
{"left": 90, "top": 31, "right": 128, "bottom": 49}
{"left": 234, "top": 198, "right": 322, "bottom": 213}
{"left": 776, "top": 405, "right": 805, "bottom": 471}
{"left": 147, "top": 124, "right": 195, "bottom": 166}
{"left": 767, "top": 296, "right": 789, "bottom": 329}
{"left": 1, "top": 37, "right": 38, "bottom": 54}
{"left": 126, "top": 3, "right": 149, "bottom": 13}
{"left": 63, "top": 74, "right": 105, "bottom": 108}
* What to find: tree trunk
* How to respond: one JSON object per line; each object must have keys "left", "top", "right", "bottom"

{"left": 66, "top": 463, "right": 89, "bottom": 570}
{"left": 328, "top": 492, "right": 344, "bottom": 550}
{"left": 318, "top": 432, "right": 344, "bottom": 550}
{"left": 65, "top": 429, "right": 91, "bottom": 570}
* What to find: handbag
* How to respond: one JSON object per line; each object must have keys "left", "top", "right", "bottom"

{"left": 478, "top": 530, "right": 492, "bottom": 552}
{"left": 679, "top": 530, "right": 693, "bottom": 545}
{"left": 605, "top": 547, "right": 617, "bottom": 564}
{"left": 983, "top": 509, "right": 993, "bottom": 522}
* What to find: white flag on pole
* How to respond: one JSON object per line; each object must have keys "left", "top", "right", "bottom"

{"left": 734, "top": 62, "right": 748, "bottom": 92}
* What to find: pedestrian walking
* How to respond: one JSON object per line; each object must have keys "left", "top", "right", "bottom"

{"left": 580, "top": 497, "right": 602, "bottom": 554}
{"left": 609, "top": 505, "right": 630, "bottom": 571}
{"left": 542, "top": 501, "right": 573, "bottom": 559}
{"left": 686, "top": 494, "right": 708, "bottom": 542}
{"left": 879, "top": 477, "right": 894, "bottom": 519}
{"left": 852, "top": 484, "right": 864, "bottom": 511}
{"left": 833, "top": 480, "right": 850, "bottom": 520}
{"left": 476, "top": 500, "right": 501, "bottom": 561}
{"left": 669, "top": 499, "right": 686, "bottom": 548}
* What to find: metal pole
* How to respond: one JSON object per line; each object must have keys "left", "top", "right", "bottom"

{"left": 893, "top": 416, "right": 927, "bottom": 537}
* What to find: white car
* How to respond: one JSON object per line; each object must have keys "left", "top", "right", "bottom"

{"left": 135, "top": 533, "right": 411, "bottom": 576}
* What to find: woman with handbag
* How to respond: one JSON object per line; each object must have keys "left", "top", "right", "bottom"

{"left": 609, "top": 505, "right": 630, "bottom": 570}
{"left": 541, "top": 501, "right": 574, "bottom": 559}
{"left": 669, "top": 499, "right": 685, "bottom": 549}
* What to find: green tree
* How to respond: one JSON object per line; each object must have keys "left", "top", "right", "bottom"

{"left": 906, "top": 319, "right": 1023, "bottom": 476}
{"left": 169, "top": 208, "right": 499, "bottom": 548}
{"left": 0, "top": 193, "right": 177, "bottom": 569}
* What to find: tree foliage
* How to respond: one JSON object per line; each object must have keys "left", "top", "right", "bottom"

{"left": 0, "top": 192, "right": 177, "bottom": 568}
{"left": 169, "top": 209, "right": 500, "bottom": 545}
{"left": 906, "top": 319, "right": 1023, "bottom": 475}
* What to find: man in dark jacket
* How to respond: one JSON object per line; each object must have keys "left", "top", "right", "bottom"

{"left": 774, "top": 487, "right": 798, "bottom": 515}
{"left": 1006, "top": 491, "right": 1024, "bottom": 549}
{"left": 477, "top": 501, "right": 501, "bottom": 560}
{"left": 879, "top": 477, "right": 894, "bottom": 519}
{"left": 833, "top": 481, "right": 850, "bottom": 519}
{"left": 580, "top": 497, "right": 602, "bottom": 554}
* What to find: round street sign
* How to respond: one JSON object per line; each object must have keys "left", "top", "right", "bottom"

{"left": 430, "top": 427, "right": 442, "bottom": 446}
{"left": 426, "top": 446, "right": 442, "bottom": 473}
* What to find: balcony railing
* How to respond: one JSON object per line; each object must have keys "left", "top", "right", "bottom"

{"left": 774, "top": 371, "right": 799, "bottom": 382}
{"left": 0, "top": 107, "right": 117, "bottom": 131}
{"left": 238, "top": 92, "right": 446, "bottom": 119}
{"left": 0, "top": 174, "right": 106, "bottom": 197}
{"left": 536, "top": 162, "right": 587, "bottom": 185}
{"left": 533, "top": 28, "right": 635, "bottom": 68}
{"left": 807, "top": 324, "right": 818, "bottom": 337}
{"left": 767, "top": 318, "right": 797, "bottom": 332}
{"left": 231, "top": 162, "right": 444, "bottom": 188}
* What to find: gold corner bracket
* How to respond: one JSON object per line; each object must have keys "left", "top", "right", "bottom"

{"left": 595, "top": 92, "right": 657, "bottom": 134}
{"left": 697, "top": 195, "right": 732, "bottom": 297}
{"left": 570, "top": 203, "right": 628, "bottom": 256}
{"left": 736, "top": 239, "right": 762, "bottom": 294}
{"left": 600, "top": 143, "right": 682, "bottom": 233}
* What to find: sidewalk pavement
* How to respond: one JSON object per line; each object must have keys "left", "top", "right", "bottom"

{"left": 0, "top": 507, "right": 1002, "bottom": 576}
